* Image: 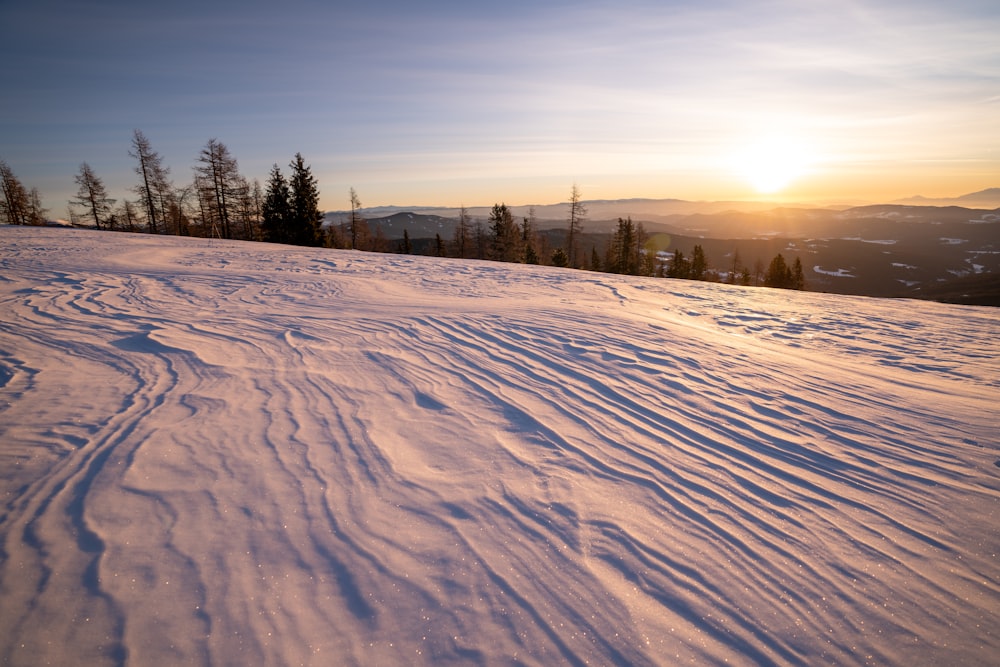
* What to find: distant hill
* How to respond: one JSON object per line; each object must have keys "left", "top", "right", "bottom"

{"left": 893, "top": 188, "right": 1000, "bottom": 208}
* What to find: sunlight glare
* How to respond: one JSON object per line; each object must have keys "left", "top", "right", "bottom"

{"left": 732, "top": 135, "right": 813, "bottom": 195}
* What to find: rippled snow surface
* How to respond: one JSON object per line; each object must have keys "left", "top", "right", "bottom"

{"left": 1, "top": 227, "right": 998, "bottom": 666}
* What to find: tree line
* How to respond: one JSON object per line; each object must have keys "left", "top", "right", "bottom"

{"left": 2, "top": 130, "right": 321, "bottom": 245}
{"left": 2, "top": 137, "right": 806, "bottom": 291}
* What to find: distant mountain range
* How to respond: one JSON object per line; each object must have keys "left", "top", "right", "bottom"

{"left": 329, "top": 189, "right": 1000, "bottom": 227}
{"left": 893, "top": 188, "right": 1000, "bottom": 208}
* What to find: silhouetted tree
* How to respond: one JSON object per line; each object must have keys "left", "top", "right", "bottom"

{"left": 27, "top": 188, "right": 46, "bottom": 225}
{"left": 129, "top": 130, "right": 171, "bottom": 233}
{"left": 753, "top": 258, "right": 765, "bottom": 286}
{"left": 566, "top": 183, "right": 586, "bottom": 268}
{"left": 453, "top": 205, "right": 472, "bottom": 258}
{"left": 765, "top": 253, "right": 792, "bottom": 288}
{"left": 116, "top": 199, "right": 141, "bottom": 232}
{"left": 521, "top": 214, "right": 539, "bottom": 264}
{"left": 474, "top": 221, "right": 487, "bottom": 259}
{"left": 609, "top": 217, "right": 636, "bottom": 274}
{"left": 1, "top": 160, "right": 32, "bottom": 225}
{"left": 262, "top": 164, "right": 292, "bottom": 244}
{"left": 289, "top": 153, "right": 322, "bottom": 246}
{"left": 727, "top": 248, "right": 743, "bottom": 284}
{"left": 348, "top": 187, "right": 363, "bottom": 249}
{"left": 667, "top": 249, "right": 690, "bottom": 279}
{"left": 690, "top": 244, "right": 708, "bottom": 280}
{"left": 791, "top": 257, "right": 806, "bottom": 290}
{"left": 401, "top": 228, "right": 412, "bottom": 254}
{"left": 194, "top": 138, "right": 242, "bottom": 239}
{"left": 551, "top": 248, "right": 569, "bottom": 267}
{"left": 488, "top": 203, "right": 519, "bottom": 262}
{"left": 71, "top": 163, "right": 115, "bottom": 229}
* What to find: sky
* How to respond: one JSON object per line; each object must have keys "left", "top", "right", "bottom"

{"left": 1, "top": 0, "right": 998, "bottom": 214}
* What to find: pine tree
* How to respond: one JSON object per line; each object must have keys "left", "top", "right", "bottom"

{"left": 488, "top": 203, "right": 518, "bottom": 262}
{"left": 765, "top": 253, "right": 792, "bottom": 288}
{"left": 690, "top": 244, "right": 708, "bottom": 280}
{"left": 791, "top": 257, "right": 806, "bottom": 290}
{"left": 635, "top": 221, "right": 654, "bottom": 276}
{"left": 667, "top": 249, "right": 690, "bottom": 279}
{"left": 402, "top": 228, "right": 412, "bottom": 254}
{"left": 262, "top": 164, "right": 292, "bottom": 244}
{"left": 551, "top": 248, "right": 569, "bottom": 267}
{"left": 289, "top": 153, "right": 322, "bottom": 246}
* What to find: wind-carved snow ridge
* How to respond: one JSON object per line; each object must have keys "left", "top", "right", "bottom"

{"left": 1, "top": 226, "right": 998, "bottom": 666}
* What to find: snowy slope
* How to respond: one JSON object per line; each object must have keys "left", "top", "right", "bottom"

{"left": 1, "top": 226, "right": 998, "bottom": 666}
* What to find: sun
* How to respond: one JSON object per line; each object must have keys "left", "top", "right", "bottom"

{"left": 732, "top": 135, "right": 812, "bottom": 195}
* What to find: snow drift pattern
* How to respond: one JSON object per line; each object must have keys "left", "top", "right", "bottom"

{"left": 1, "top": 226, "right": 998, "bottom": 666}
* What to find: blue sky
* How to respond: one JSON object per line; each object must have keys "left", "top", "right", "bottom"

{"left": 2, "top": 0, "right": 998, "bottom": 213}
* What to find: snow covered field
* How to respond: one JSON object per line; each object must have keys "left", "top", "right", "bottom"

{"left": 1, "top": 226, "right": 998, "bottom": 666}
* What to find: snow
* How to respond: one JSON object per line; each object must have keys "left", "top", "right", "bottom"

{"left": 840, "top": 237, "right": 898, "bottom": 245}
{"left": 813, "top": 265, "right": 856, "bottom": 278}
{"left": 1, "top": 226, "right": 998, "bottom": 666}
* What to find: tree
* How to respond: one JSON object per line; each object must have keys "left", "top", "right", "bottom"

{"left": 234, "top": 177, "right": 263, "bottom": 241}
{"left": 764, "top": 253, "right": 792, "bottom": 288}
{"left": 0, "top": 160, "right": 31, "bottom": 225}
{"left": 166, "top": 184, "right": 194, "bottom": 236}
{"left": 348, "top": 186, "right": 363, "bottom": 249}
{"left": 551, "top": 248, "right": 568, "bottom": 267}
{"left": 401, "top": 228, "right": 412, "bottom": 254}
{"left": 474, "top": 221, "right": 487, "bottom": 260}
{"left": 727, "top": 248, "right": 743, "bottom": 284}
{"left": 129, "top": 130, "right": 171, "bottom": 234}
{"left": 434, "top": 233, "right": 445, "bottom": 257}
{"left": 667, "top": 249, "right": 690, "bottom": 279}
{"left": 262, "top": 164, "right": 292, "bottom": 244}
{"left": 116, "top": 199, "right": 141, "bottom": 232}
{"left": 566, "top": 183, "right": 586, "bottom": 268}
{"left": 690, "top": 244, "right": 708, "bottom": 280}
{"left": 753, "top": 258, "right": 765, "bottom": 286}
{"left": 610, "top": 217, "right": 632, "bottom": 274}
{"left": 635, "top": 221, "right": 654, "bottom": 276}
{"left": 521, "top": 214, "right": 539, "bottom": 264}
{"left": 453, "top": 206, "right": 472, "bottom": 259}
{"left": 70, "top": 162, "right": 115, "bottom": 229}
{"left": 488, "top": 203, "right": 518, "bottom": 262}
{"left": 567, "top": 184, "right": 588, "bottom": 267}
{"left": 27, "top": 187, "right": 47, "bottom": 225}
{"left": 194, "top": 138, "right": 241, "bottom": 239}
{"left": 791, "top": 257, "right": 806, "bottom": 290}
{"left": 289, "top": 153, "right": 323, "bottom": 246}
